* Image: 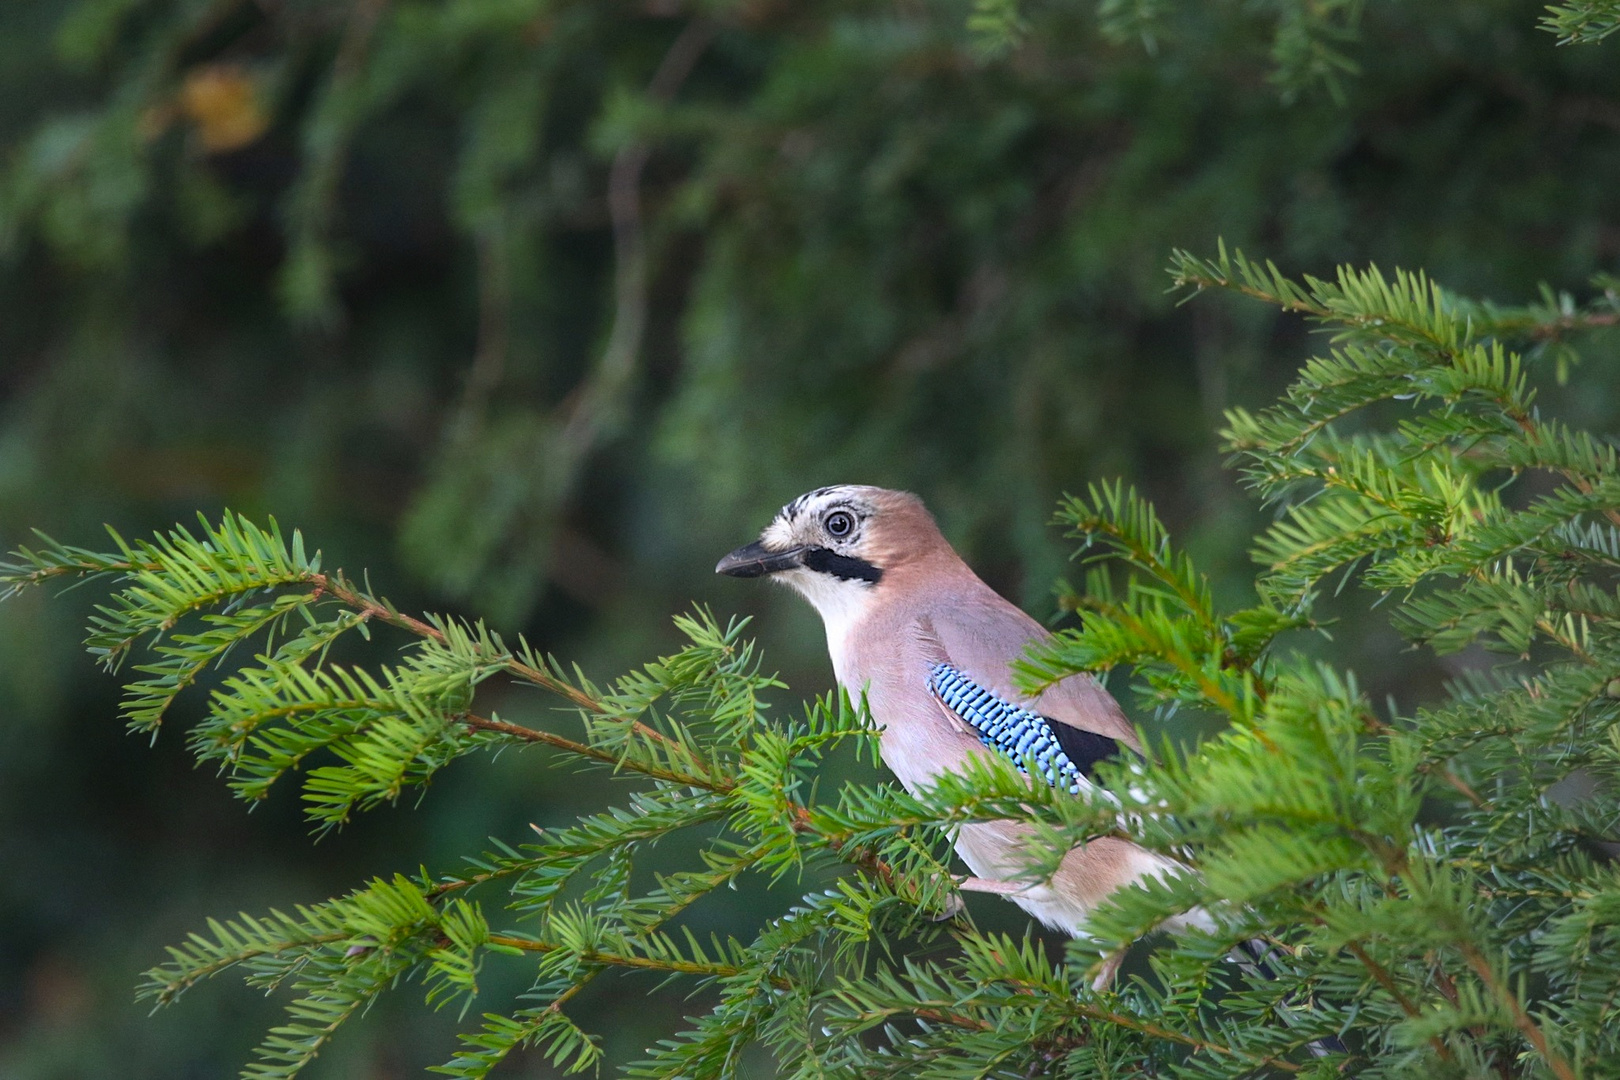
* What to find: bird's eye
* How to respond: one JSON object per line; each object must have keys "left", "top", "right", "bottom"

{"left": 824, "top": 510, "right": 855, "bottom": 538}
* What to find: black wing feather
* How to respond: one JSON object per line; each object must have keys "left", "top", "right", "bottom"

{"left": 1051, "top": 723, "right": 1127, "bottom": 778}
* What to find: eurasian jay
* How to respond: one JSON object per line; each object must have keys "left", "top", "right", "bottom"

{"left": 716, "top": 485, "right": 1201, "bottom": 963}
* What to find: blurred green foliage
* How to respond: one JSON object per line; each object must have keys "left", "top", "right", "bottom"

{"left": 2, "top": 0, "right": 1619, "bottom": 1076}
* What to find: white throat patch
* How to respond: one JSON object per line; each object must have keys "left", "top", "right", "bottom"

{"left": 774, "top": 567, "right": 877, "bottom": 686}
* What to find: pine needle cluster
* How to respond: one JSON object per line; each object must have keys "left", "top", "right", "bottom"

{"left": 6, "top": 249, "right": 1620, "bottom": 1077}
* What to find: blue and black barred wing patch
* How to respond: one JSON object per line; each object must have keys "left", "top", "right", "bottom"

{"left": 928, "top": 663, "right": 1122, "bottom": 794}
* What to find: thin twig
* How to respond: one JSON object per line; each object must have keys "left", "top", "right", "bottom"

{"left": 1458, "top": 944, "right": 1576, "bottom": 1080}
{"left": 1345, "top": 940, "right": 1451, "bottom": 1062}
{"left": 1523, "top": 310, "right": 1620, "bottom": 340}
{"left": 863, "top": 994, "right": 1305, "bottom": 1073}
{"left": 314, "top": 570, "right": 710, "bottom": 770}
{"left": 788, "top": 803, "right": 899, "bottom": 889}
{"left": 461, "top": 712, "right": 730, "bottom": 791}
{"left": 486, "top": 933, "right": 790, "bottom": 987}
{"left": 556, "top": 18, "right": 716, "bottom": 460}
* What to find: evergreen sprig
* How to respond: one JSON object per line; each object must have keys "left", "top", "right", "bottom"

{"left": 8, "top": 249, "right": 1620, "bottom": 1075}
{"left": 0, "top": 518, "right": 978, "bottom": 1078}
{"left": 1541, "top": 0, "right": 1620, "bottom": 44}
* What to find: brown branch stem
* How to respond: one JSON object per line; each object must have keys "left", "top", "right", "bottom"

{"left": 1524, "top": 310, "right": 1620, "bottom": 340}
{"left": 881, "top": 992, "right": 1304, "bottom": 1073}
{"left": 1345, "top": 940, "right": 1451, "bottom": 1062}
{"left": 312, "top": 571, "right": 701, "bottom": 765}
{"left": 486, "top": 933, "right": 789, "bottom": 988}
{"left": 1353, "top": 709, "right": 1487, "bottom": 810}
{"left": 461, "top": 713, "right": 730, "bottom": 791}
{"left": 1458, "top": 944, "right": 1576, "bottom": 1080}
{"left": 1071, "top": 1002, "right": 1305, "bottom": 1073}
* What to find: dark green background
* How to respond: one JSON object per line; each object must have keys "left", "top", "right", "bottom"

{"left": 3, "top": 0, "right": 1619, "bottom": 1074}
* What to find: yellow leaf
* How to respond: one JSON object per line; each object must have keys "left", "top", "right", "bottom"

{"left": 178, "top": 64, "right": 268, "bottom": 154}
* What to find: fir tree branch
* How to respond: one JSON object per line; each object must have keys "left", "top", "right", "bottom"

{"left": 1522, "top": 310, "right": 1619, "bottom": 339}
{"left": 1420, "top": 762, "right": 1489, "bottom": 808}
{"left": 485, "top": 934, "right": 788, "bottom": 987}
{"left": 1344, "top": 939, "right": 1453, "bottom": 1062}
{"left": 312, "top": 572, "right": 609, "bottom": 715}
{"left": 143, "top": 928, "right": 351, "bottom": 1007}
{"left": 310, "top": 571, "right": 719, "bottom": 779}
{"left": 788, "top": 803, "right": 901, "bottom": 888}
{"left": 848, "top": 993, "right": 1309, "bottom": 1073}
{"left": 1458, "top": 943, "right": 1577, "bottom": 1080}
{"left": 1540, "top": 0, "right": 1620, "bottom": 44}
{"left": 23, "top": 281, "right": 1620, "bottom": 1080}
{"left": 1169, "top": 244, "right": 1457, "bottom": 354}
{"left": 1062, "top": 593, "right": 1268, "bottom": 725}
{"left": 460, "top": 713, "right": 733, "bottom": 791}
{"left": 1065, "top": 1002, "right": 1306, "bottom": 1073}
{"left": 1057, "top": 481, "right": 1219, "bottom": 633}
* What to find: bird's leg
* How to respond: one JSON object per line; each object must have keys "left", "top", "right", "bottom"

{"left": 932, "top": 876, "right": 1025, "bottom": 921}
{"left": 1086, "top": 948, "right": 1127, "bottom": 992}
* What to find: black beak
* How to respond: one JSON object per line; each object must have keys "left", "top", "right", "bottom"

{"left": 715, "top": 541, "right": 806, "bottom": 578}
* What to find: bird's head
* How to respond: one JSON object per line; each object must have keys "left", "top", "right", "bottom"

{"left": 715, "top": 484, "right": 945, "bottom": 624}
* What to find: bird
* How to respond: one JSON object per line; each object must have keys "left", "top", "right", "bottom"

{"left": 717, "top": 486, "right": 1350, "bottom": 1053}
{"left": 715, "top": 484, "right": 1203, "bottom": 982}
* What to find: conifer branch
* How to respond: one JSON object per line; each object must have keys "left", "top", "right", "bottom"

{"left": 1541, "top": 0, "right": 1620, "bottom": 44}
{"left": 1344, "top": 939, "right": 1454, "bottom": 1061}
{"left": 460, "top": 713, "right": 732, "bottom": 791}
{"left": 1458, "top": 944, "right": 1577, "bottom": 1080}
{"left": 485, "top": 934, "right": 787, "bottom": 986}
{"left": 310, "top": 570, "right": 627, "bottom": 717}
{"left": 1523, "top": 310, "right": 1619, "bottom": 338}
{"left": 316, "top": 567, "right": 720, "bottom": 776}
{"left": 19, "top": 246, "right": 1620, "bottom": 1072}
